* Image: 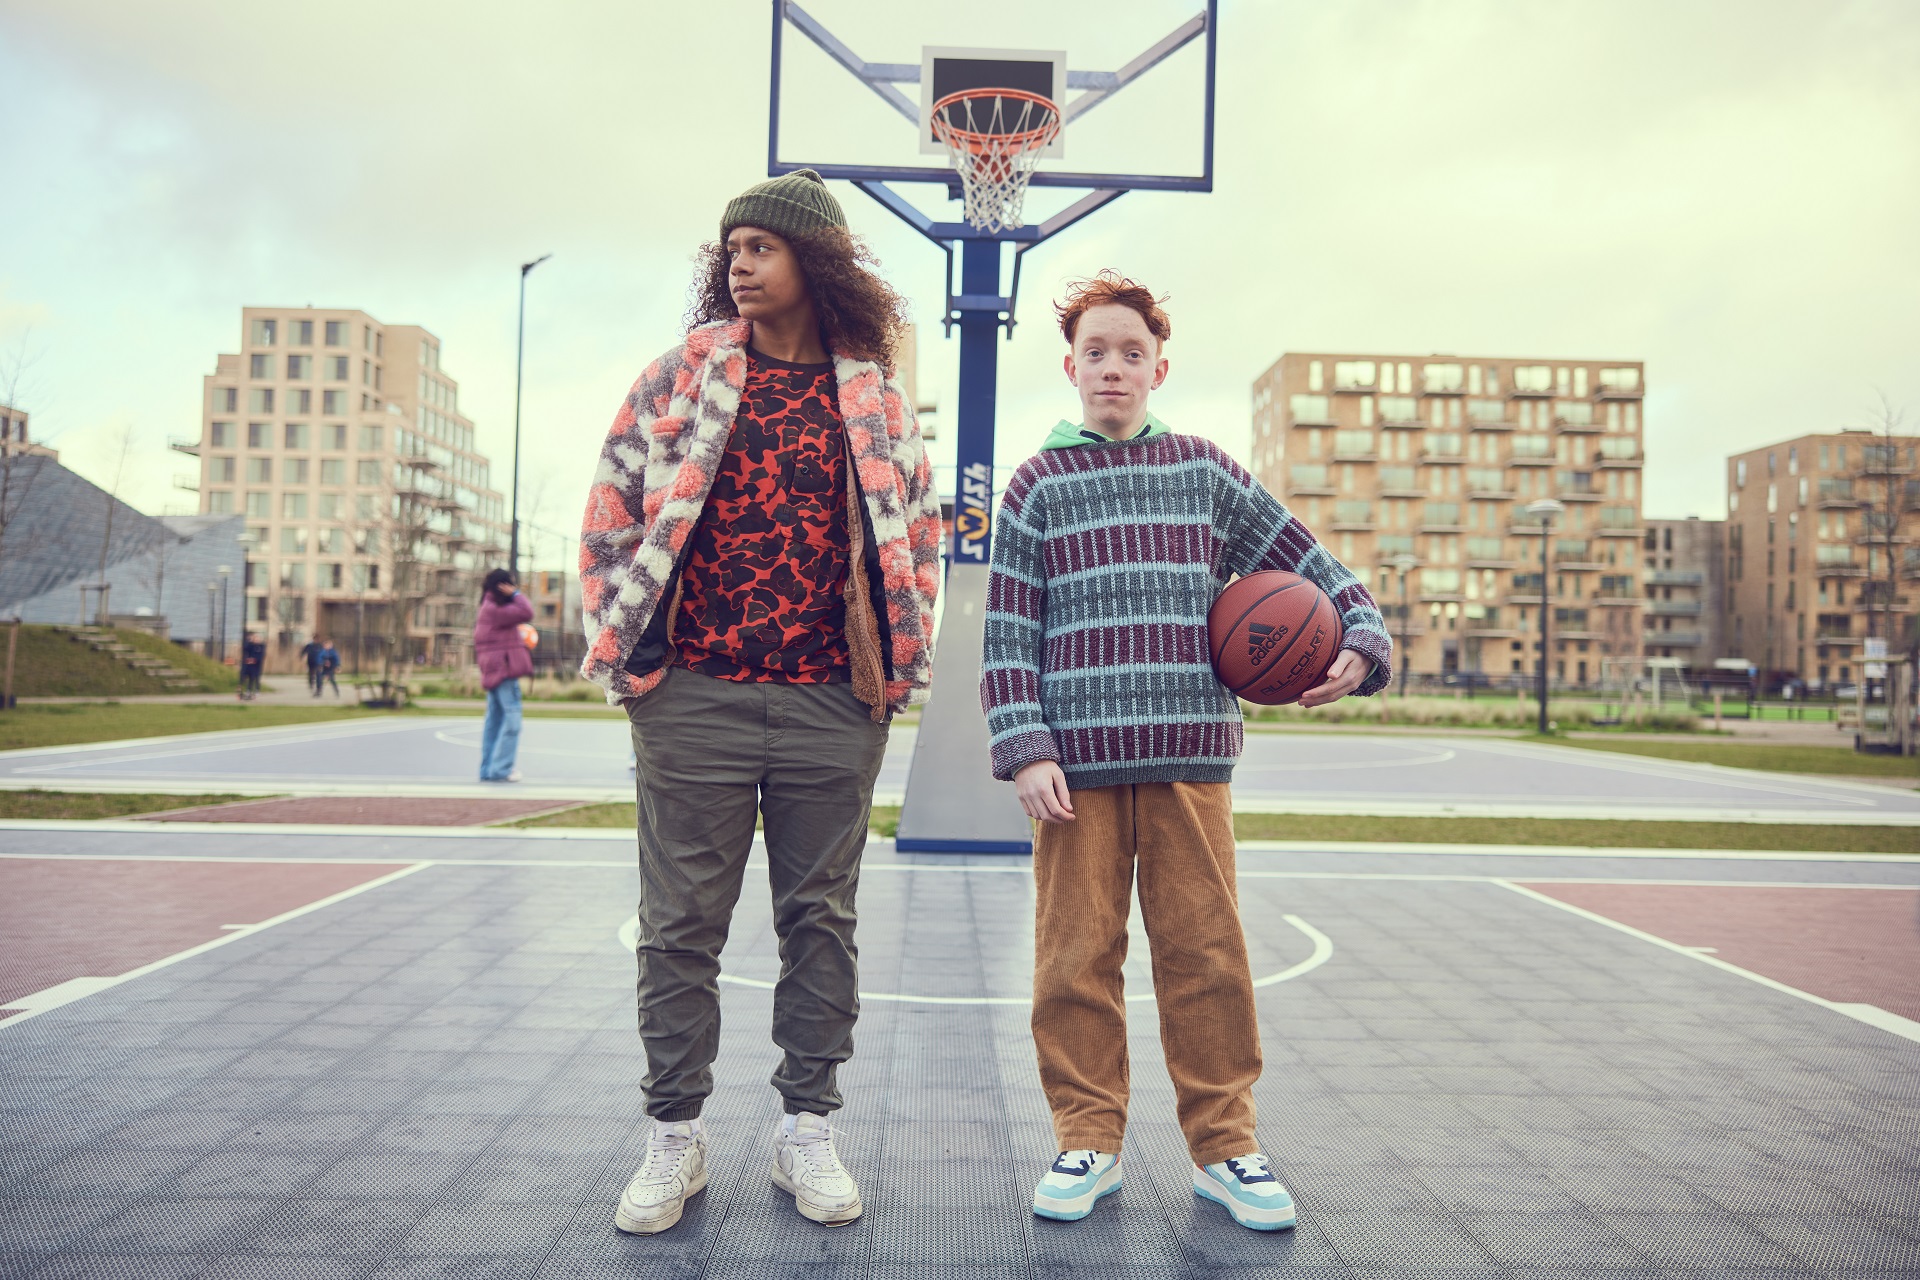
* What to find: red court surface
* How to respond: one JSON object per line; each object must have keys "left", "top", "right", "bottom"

{"left": 1523, "top": 881, "right": 1920, "bottom": 1022}
{"left": 139, "top": 795, "right": 575, "bottom": 825}
{"left": 0, "top": 857, "right": 409, "bottom": 1015}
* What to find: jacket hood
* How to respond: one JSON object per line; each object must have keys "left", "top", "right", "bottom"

{"left": 1040, "top": 413, "right": 1172, "bottom": 451}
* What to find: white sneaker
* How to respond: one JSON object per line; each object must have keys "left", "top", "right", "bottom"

{"left": 614, "top": 1118, "right": 707, "bottom": 1235}
{"left": 506, "top": 770, "right": 522, "bottom": 782}
{"left": 771, "top": 1112, "right": 862, "bottom": 1225}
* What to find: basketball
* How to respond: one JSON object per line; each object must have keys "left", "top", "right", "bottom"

{"left": 1208, "top": 571, "right": 1344, "bottom": 705}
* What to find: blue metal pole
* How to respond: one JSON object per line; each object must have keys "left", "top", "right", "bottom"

{"left": 950, "top": 237, "right": 1003, "bottom": 568}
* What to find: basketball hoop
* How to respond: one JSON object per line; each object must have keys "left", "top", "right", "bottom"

{"left": 929, "top": 88, "right": 1062, "bottom": 234}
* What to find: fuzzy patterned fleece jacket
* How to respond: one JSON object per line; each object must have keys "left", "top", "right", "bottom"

{"left": 577, "top": 319, "right": 942, "bottom": 715}
{"left": 980, "top": 421, "right": 1394, "bottom": 788}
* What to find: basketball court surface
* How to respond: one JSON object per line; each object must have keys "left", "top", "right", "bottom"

{"left": 3, "top": 822, "right": 1918, "bottom": 1278}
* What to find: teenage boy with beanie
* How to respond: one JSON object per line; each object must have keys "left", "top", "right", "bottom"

{"left": 980, "top": 271, "right": 1392, "bottom": 1232}
{"left": 578, "top": 169, "right": 941, "bottom": 1233}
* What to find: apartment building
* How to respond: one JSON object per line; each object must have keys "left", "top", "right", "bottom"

{"left": 1, "top": 405, "right": 56, "bottom": 460}
{"left": 1642, "top": 517, "right": 1726, "bottom": 670}
{"left": 1724, "top": 430, "right": 1918, "bottom": 688}
{"left": 179, "top": 308, "right": 509, "bottom": 667}
{"left": 1252, "top": 353, "right": 1646, "bottom": 686}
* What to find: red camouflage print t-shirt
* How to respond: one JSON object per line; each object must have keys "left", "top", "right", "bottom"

{"left": 672, "top": 347, "right": 852, "bottom": 683}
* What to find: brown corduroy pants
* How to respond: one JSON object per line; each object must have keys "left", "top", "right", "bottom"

{"left": 1031, "top": 780, "right": 1261, "bottom": 1166}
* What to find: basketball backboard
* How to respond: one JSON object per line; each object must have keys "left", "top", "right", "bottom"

{"left": 769, "top": 0, "right": 1215, "bottom": 216}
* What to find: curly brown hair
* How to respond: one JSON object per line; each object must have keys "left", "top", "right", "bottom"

{"left": 684, "top": 227, "right": 909, "bottom": 367}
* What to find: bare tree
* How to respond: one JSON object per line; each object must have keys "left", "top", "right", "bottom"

{"left": 1855, "top": 393, "right": 1911, "bottom": 655}
{"left": 91, "top": 422, "right": 138, "bottom": 625}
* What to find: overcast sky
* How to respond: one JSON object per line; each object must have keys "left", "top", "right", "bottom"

{"left": 2, "top": 0, "right": 1916, "bottom": 570}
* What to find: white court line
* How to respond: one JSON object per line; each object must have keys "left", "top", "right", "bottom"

{"left": 3, "top": 717, "right": 433, "bottom": 773}
{"left": 1225, "top": 798, "right": 1920, "bottom": 825}
{"left": 1461, "top": 736, "right": 1893, "bottom": 807}
{"left": 1496, "top": 879, "right": 1920, "bottom": 1047}
{"left": 614, "top": 910, "right": 1334, "bottom": 1005}
{"left": 0, "top": 863, "right": 429, "bottom": 1032}
{"left": 1238, "top": 745, "right": 1458, "bottom": 772}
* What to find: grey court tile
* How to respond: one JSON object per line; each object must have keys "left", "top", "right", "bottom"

{"left": 199, "top": 1256, "right": 377, "bottom": 1280}
{"left": 1591, "top": 1210, "right": 1807, "bottom": 1271}
{"left": 1743, "top": 1212, "right": 1920, "bottom": 1272}
{"left": 249, "top": 1198, "right": 433, "bottom": 1258}
{"left": 1452, "top": 1210, "right": 1653, "bottom": 1270}
{"left": 24, "top": 1256, "right": 218, "bottom": 1280}
{"left": 363, "top": 1259, "right": 545, "bottom": 1280}
{"left": 83, "top": 1195, "right": 283, "bottom": 1253}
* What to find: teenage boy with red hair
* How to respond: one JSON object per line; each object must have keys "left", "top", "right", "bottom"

{"left": 980, "top": 271, "right": 1392, "bottom": 1231}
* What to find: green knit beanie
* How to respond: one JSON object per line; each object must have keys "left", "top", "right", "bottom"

{"left": 721, "top": 169, "right": 847, "bottom": 241}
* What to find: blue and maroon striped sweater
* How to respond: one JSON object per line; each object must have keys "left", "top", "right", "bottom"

{"left": 979, "top": 425, "right": 1393, "bottom": 788}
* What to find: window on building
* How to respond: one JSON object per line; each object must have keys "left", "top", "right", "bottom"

{"left": 1423, "top": 363, "right": 1464, "bottom": 393}
{"left": 321, "top": 390, "right": 347, "bottom": 415}
{"left": 206, "top": 490, "right": 233, "bottom": 514}
{"left": 356, "top": 459, "right": 383, "bottom": 485}
{"left": 248, "top": 353, "right": 271, "bottom": 379}
{"left": 245, "top": 457, "right": 272, "bottom": 483}
{"left": 282, "top": 493, "right": 308, "bottom": 519}
{"left": 327, "top": 356, "right": 349, "bottom": 381}
{"left": 322, "top": 424, "right": 347, "bottom": 451}
{"left": 1512, "top": 365, "right": 1552, "bottom": 393}
{"left": 285, "top": 458, "right": 310, "bottom": 485}
{"left": 283, "top": 422, "right": 308, "bottom": 449}
{"left": 213, "top": 388, "right": 238, "bottom": 412}
{"left": 211, "top": 456, "right": 236, "bottom": 483}
{"left": 315, "top": 528, "right": 342, "bottom": 554}
{"left": 245, "top": 492, "right": 270, "bottom": 518}
{"left": 279, "top": 560, "right": 307, "bottom": 589}
{"left": 362, "top": 360, "right": 373, "bottom": 386}
{"left": 291, "top": 319, "right": 313, "bottom": 345}
{"left": 248, "top": 318, "right": 277, "bottom": 346}
{"left": 373, "top": 365, "right": 383, "bottom": 391}
{"left": 1290, "top": 395, "right": 1332, "bottom": 424}
{"left": 286, "top": 354, "right": 310, "bottom": 380}
{"left": 209, "top": 421, "right": 233, "bottom": 448}
{"left": 287, "top": 389, "right": 311, "bottom": 415}
{"left": 1555, "top": 367, "right": 1571, "bottom": 396}
{"left": 325, "top": 320, "right": 347, "bottom": 346}
{"left": 248, "top": 388, "right": 273, "bottom": 413}
{"left": 363, "top": 326, "right": 374, "bottom": 352}
{"left": 1573, "top": 367, "right": 1588, "bottom": 397}
{"left": 317, "top": 493, "right": 343, "bottom": 520}
{"left": 320, "top": 459, "right": 346, "bottom": 485}
{"left": 1307, "top": 360, "right": 1324, "bottom": 392}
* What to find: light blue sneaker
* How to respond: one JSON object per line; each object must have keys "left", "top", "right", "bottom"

{"left": 1193, "top": 1153, "right": 1296, "bottom": 1230}
{"left": 1032, "top": 1150, "right": 1121, "bottom": 1221}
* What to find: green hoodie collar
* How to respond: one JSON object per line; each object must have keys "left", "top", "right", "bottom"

{"left": 1040, "top": 412, "right": 1172, "bottom": 451}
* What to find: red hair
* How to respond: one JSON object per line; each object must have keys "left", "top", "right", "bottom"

{"left": 1054, "top": 270, "right": 1171, "bottom": 347}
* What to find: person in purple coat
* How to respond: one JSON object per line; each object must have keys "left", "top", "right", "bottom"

{"left": 473, "top": 568, "right": 534, "bottom": 782}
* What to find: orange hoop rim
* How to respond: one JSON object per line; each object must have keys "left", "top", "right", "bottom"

{"left": 929, "top": 87, "right": 1061, "bottom": 155}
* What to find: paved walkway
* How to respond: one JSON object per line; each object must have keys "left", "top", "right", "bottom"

{"left": 2, "top": 833, "right": 1917, "bottom": 1278}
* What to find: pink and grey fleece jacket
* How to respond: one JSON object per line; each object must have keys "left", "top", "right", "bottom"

{"left": 979, "top": 428, "right": 1393, "bottom": 788}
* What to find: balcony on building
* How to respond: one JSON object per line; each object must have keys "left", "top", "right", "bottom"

{"left": 1645, "top": 598, "right": 1702, "bottom": 617}
{"left": 1594, "top": 439, "right": 1641, "bottom": 467}
{"left": 1507, "top": 436, "right": 1555, "bottom": 466}
{"left": 1332, "top": 429, "right": 1377, "bottom": 462}
{"left": 1860, "top": 445, "right": 1913, "bottom": 475}
{"left": 1553, "top": 403, "right": 1602, "bottom": 432}
{"left": 1555, "top": 471, "right": 1603, "bottom": 501}
{"left": 1904, "top": 549, "right": 1920, "bottom": 579}
{"left": 1377, "top": 466, "right": 1423, "bottom": 498}
{"left": 1593, "top": 574, "right": 1641, "bottom": 603}
{"left": 1904, "top": 479, "right": 1920, "bottom": 510}
{"left": 168, "top": 436, "right": 201, "bottom": 456}
{"left": 1465, "top": 471, "right": 1514, "bottom": 499}
{"left": 1818, "top": 478, "right": 1859, "bottom": 508}
{"left": 1816, "top": 544, "right": 1866, "bottom": 577}
{"left": 1595, "top": 506, "right": 1643, "bottom": 537}
{"left": 1330, "top": 361, "right": 1376, "bottom": 394}
{"left": 1423, "top": 433, "right": 1466, "bottom": 463}
{"left": 1854, "top": 513, "right": 1911, "bottom": 545}
{"left": 1286, "top": 464, "right": 1335, "bottom": 497}
{"left": 1376, "top": 396, "right": 1423, "bottom": 428}
{"left": 1419, "top": 501, "right": 1464, "bottom": 533}
{"left": 1331, "top": 500, "right": 1375, "bottom": 532}
{"left": 1594, "top": 369, "right": 1644, "bottom": 400}
{"left": 1465, "top": 399, "right": 1515, "bottom": 431}
{"left": 1642, "top": 630, "right": 1702, "bottom": 646}
{"left": 1289, "top": 394, "right": 1336, "bottom": 427}
{"left": 1421, "top": 364, "right": 1467, "bottom": 396}
{"left": 1465, "top": 536, "right": 1513, "bottom": 569}
{"left": 1554, "top": 539, "right": 1604, "bottom": 569}
{"left": 1645, "top": 569, "right": 1704, "bottom": 588}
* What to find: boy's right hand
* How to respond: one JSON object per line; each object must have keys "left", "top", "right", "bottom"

{"left": 1014, "top": 761, "right": 1075, "bottom": 823}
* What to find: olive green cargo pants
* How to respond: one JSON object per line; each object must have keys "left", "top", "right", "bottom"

{"left": 625, "top": 667, "right": 888, "bottom": 1121}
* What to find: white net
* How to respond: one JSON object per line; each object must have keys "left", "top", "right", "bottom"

{"left": 929, "top": 89, "right": 1062, "bottom": 234}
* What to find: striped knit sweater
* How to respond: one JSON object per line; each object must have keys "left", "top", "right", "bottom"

{"left": 979, "top": 424, "right": 1393, "bottom": 788}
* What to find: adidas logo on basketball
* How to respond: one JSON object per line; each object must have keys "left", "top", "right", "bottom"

{"left": 1246, "top": 621, "right": 1289, "bottom": 666}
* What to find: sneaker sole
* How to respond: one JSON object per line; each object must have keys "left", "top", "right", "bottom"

{"left": 1193, "top": 1173, "right": 1296, "bottom": 1231}
{"left": 771, "top": 1164, "right": 863, "bottom": 1226}
{"left": 614, "top": 1165, "right": 708, "bottom": 1235}
{"left": 1033, "top": 1165, "right": 1123, "bottom": 1222}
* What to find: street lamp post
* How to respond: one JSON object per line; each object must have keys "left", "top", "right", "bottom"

{"left": 1525, "top": 499, "right": 1566, "bottom": 734}
{"left": 216, "top": 565, "right": 231, "bottom": 664}
{"left": 508, "top": 253, "right": 553, "bottom": 582}
{"left": 1390, "top": 553, "right": 1418, "bottom": 698}
{"left": 205, "top": 583, "right": 217, "bottom": 659}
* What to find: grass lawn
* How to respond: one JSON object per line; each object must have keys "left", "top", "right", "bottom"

{"left": 512, "top": 803, "right": 1916, "bottom": 854}
{"left": 0, "top": 790, "right": 256, "bottom": 820}
{"left": 6, "top": 625, "right": 236, "bottom": 697}
{"left": 1528, "top": 734, "right": 1920, "bottom": 782}
{"left": 0, "top": 703, "right": 384, "bottom": 752}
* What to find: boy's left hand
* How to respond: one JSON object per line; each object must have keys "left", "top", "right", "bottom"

{"left": 1297, "top": 651, "right": 1373, "bottom": 708}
